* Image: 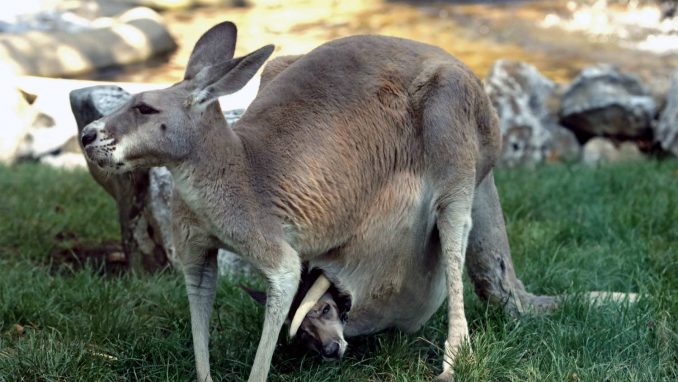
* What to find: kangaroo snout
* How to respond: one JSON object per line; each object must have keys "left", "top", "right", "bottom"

{"left": 322, "top": 340, "right": 342, "bottom": 359}
{"left": 80, "top": 119, "right": 105, "bottom": 150}
{"left": 79, "top": 119, "right": 123, "bottom": 171}
{"left": 81, "top": 128, "right": 97, "bottom": 148}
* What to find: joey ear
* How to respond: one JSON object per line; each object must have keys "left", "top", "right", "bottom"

{"left": 240, "top": 284, "right": 267, "bottom": 305}
{"left": 185, "top": 21, "right": 237, "bottom": 80}
{"left": 330, "top": 286, "right": 352, "bottom": 316}
{"left": 186, "top": 44, "right": 275, "bottom": 108}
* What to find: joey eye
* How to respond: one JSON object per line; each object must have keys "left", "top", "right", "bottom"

{"left": 134, "top": 103, "right": 159, "bottom": 115}
{"left": 322, "top": 305, "right": 330, "bottom": 315}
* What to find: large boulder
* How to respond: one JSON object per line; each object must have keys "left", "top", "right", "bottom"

{"left": 70, "top": 85, "right": 247, "bottom": 275}
{"left": 559, "top": 64, "right": 656, "bottom": 140}
{"left": 485, "top": 60, "right": 580, "bottom": 167}
{"left": 0, "top": 7, "right": 176, "bottom": 77}
{"left": 655, "top": 71, "right": 678, "bottom": 157}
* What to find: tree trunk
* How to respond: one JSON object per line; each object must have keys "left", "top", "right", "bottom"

{"left": 69, "top": 86, "right": 168, "bottom": 273}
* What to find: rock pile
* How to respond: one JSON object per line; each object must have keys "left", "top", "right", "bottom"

{"left": 486, "top": 62, "right": 674, "bottom": 166}
{"left": 559, "top": 64, "right": 656, "bottom": 140}
{"left": 485, "top": 60, "right": 580, "bottom": 166}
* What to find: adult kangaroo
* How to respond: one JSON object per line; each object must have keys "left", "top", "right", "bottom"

{"left": 80, "top": 21, "right": 529, "bottom": 381}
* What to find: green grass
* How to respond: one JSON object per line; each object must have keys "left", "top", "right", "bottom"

{"left": 0, "top": 161, "right": 676, "bottom": 381}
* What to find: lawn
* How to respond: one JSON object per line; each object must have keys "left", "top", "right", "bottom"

{"left": 0, "top": 161, "right": 676, "bottom": 381}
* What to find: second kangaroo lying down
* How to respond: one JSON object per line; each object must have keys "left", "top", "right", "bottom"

{"left": 81, "top": 21, "right": 618, "bottom": 382}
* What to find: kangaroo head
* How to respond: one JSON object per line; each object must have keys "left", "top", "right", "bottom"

{"left": 295, "top": 292, "right": 348, "bottom": 360}
{"left": 80, "top": 21, "right": 273, "bottom": 172}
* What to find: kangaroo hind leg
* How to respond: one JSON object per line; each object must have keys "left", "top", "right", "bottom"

{"left": 416, "top": 63, "right": 484, "bottom": 381}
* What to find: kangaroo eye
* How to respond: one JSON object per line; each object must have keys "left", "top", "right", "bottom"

{"left": 134, "top": 103, "right": 159, "bottom": 115}
{"left": 322, "top": 305, "right": 330, "bottom": 315}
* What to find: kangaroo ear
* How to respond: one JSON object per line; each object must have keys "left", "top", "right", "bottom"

{"left": 186, "top": 44, "right": 275, "bottom": 109}
{"left": 185, "top": 21, "right": 237, "bottom": 80}
{"left": 330, "top": 285, "right": 352, "bottom": 321}
{"left": 240, "top": 284, "right": 267, "bottom": 305}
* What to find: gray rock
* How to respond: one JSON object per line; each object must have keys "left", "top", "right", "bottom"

{"left": 545, "top": 125, "right": 582, "bottom": 163}
{"left": 618, "top": 142, "right": 645, "bottom": 162}
{"left": 560, "top": 64, "right": 656, "bottom": 139}
{"left": 148, "top": 166, "right": 175, "bottom": 263}
{"left": 582, "top": 137, "right": 644, "bottom": 165}
{"left": 655, "top": 71, "right": 678, "bottom": 157}
{"left": 107, "top": 0, "right": 245, "bottom": 11}
{"left": 1, "top": 10, "right": 95, "bottom": 34}
{"left": 224, "top": 108, "right": 245, "bottom": 126}
{"left": 70, "top": 84, "right": 248, "bottom": 275}
{"left": 0, "top": 7, "right": 176, "bottom": 77}
{"left": 90, "top": 86, "right": 133, "bottom": 114}
{"left": 485, "top": 60, "right": 581, "bottom": 166}
{"left": 71, "top": 85, "right": 167, "bottom": 272}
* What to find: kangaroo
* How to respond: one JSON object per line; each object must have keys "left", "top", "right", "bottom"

{"left": 79, "top": 21, "right": 510, "bottom": 381}
{"left": 236, "top": 55, "right": 564, "bottom": 362}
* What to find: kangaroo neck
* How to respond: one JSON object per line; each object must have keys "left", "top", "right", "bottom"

{"left": 167, "top": 109, "right": 253, "bottom": 212}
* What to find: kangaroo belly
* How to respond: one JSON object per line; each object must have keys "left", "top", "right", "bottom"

{"left": 309, "top": 173, "right": 447, "bottom": 336}
{"left": 340, "top": 250, "right": 447, "bottom": 337}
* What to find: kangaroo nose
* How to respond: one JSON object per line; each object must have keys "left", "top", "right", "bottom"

{"left": 81, "top": 129, "right": 97, "bottom": 147}
{"left": 322, "top": 341, "right": 340, "bottom": 359}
